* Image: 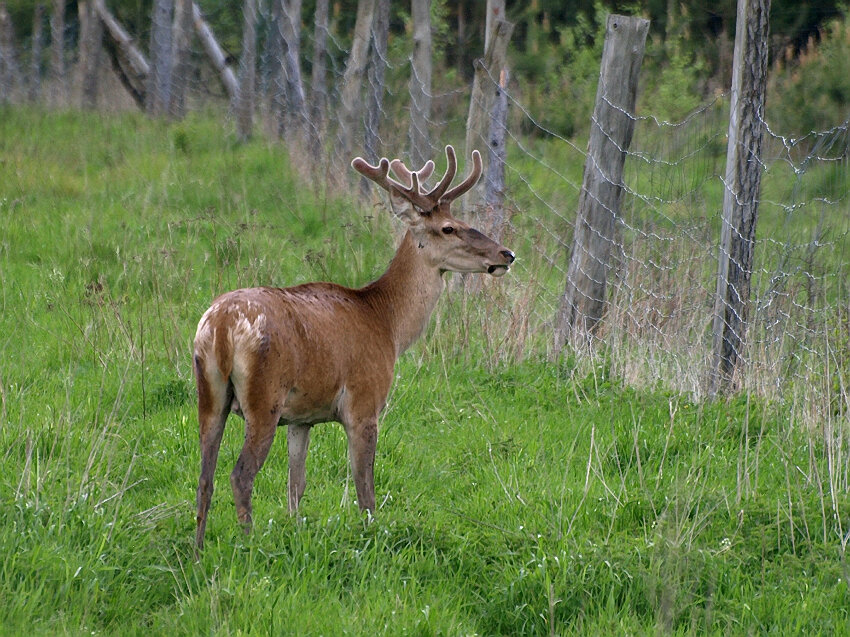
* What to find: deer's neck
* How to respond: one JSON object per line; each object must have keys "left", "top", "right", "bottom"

{"left": 361, "top": 230, "right": 445, "bottom": 355}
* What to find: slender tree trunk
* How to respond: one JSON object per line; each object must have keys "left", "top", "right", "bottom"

{"left": 309, "top": 0, "right": 329, "bottom": 153}
{"left": 147, "top": 0, "right": 174, "bottom": 115}
{"left": 96, "top": 0, "right": 149, "bottom": 108}
{"left": 50, "top": 0, "right": 65, "bottom": 105}
{"left": 337, "top": 0, "right": 376, "bottom": 169}
{"left": 76, "top": 0, "right": 102, "bottom": 110}
{"left": 364, "top": 0, "right": 389, "bottom": 164}
{"left": 29, "top": 4, "right": 46, "bottom": 102}
{"left": 408, "top": 0, "right": 433, "bottom": 169}
{"left": 0, "top": 2, "right": 20, "bottom": 104}
{"left": 273, "top": 0, "right": 306, "bottom": 142}
{"left": 169, "top": 0, "right": 194, "bottom": 118}
{"left": 236, "top": 0, "right": 258, "bottom": 140}
{"left": 191, "top": 2, "right": 237, "bottom": 102}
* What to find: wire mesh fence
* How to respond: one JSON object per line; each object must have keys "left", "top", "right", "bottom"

{"left": 2, "top": 2, "right": 849, "bottom": 417}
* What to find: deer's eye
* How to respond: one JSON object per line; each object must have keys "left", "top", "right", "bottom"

{"left": 442, "top": 226, "right": 455, "bottom": 235}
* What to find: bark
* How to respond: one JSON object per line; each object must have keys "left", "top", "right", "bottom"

{"left": 408, "top": 0, "right": 433, "bottom": 169}
{"left": 96, "top": 0, "right": 149, "bottom": 108}
{"left": 29, "top": 4, "right": 46, "bottom": 102}
{"left": 49, "top": 0, "right": 65, "bottom": 105}
{"left": 364, "top": 0, "right": 389, "bottom": 164}
{"left": 273, "top": 0, "right": 306, "bottom": 141}
{"left": 308, "top": 0, "right": 329, "bottom": 152}
{"left": 76, "top": 0, "right": 103, "bottom": 109}
{"left": 191, "top": 2, "right": 238, "bottom": 102}
{"left": 709, "top": 0, "right": 771, "bottom": 394}
{"left": 554, "top": 15, "right": 649, "bottom": 348}
{"left": 464, "top": 15, "right": 513, "bottom": 216}
{"left": 169, "top": 0, "right": 194, "bottom": 118}
{"left": 337, "top": 0, "right": 376, "bottom": 168}
{"left": 0, "top": 2, "right": 20, "bottom": 103}
{"left": 236, "top": 0, "right": 258, "bottom": 140}
{"left": 147, "top": 0, "right": 174, "bottom": 115}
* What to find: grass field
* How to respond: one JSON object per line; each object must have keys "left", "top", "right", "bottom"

{"left": 1, "top": 108, "right": 848, "bottom": 634}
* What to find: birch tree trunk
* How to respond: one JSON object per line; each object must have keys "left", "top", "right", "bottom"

{"left": 29, "top": 4, "right": 46, "bottom": 102}
{"left": 76, "top": 0, "right": 102, "bottom": 109}
{"left": 364, "top": 0, "right": 389, "bottom": 165}
{"left": 275, "top": 0, "right": 306, "bottom": 141}
{"left": 147, "top": 0, "right": 173, "bottom": 115}
{"left": 309, "top": 0, "right": 329, "bottom": 153}
{"left": 236, "top": 0, "right": 258, "bottom": 140}
{"left": 191, "top": 2, "right": 237, "bottom": 102}
{"left": 337, "top": 0, "right": 376, "bottom": 169}
{"left": 96, "top": 0, "right": 149, "bottom": 107}
{"left": 169, "top": 0, "right": 194, "bottom": 118}
{"left": 0, "top": 3, "right": 20, "bottom": 104}
{"left": 50, "top": 0, "right": 65, "bottom": 105}
{"left": 408, "top": 0, "right": 432, "bottom": 169}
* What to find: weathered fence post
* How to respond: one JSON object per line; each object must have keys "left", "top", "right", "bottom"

{"left": 553, "top": 14, "right": 649, "bottom": 350}
{"left": 485, "top": 67, "right": 509, "bottom": 242}
{"left": 709, "top": 0, "right": 771, "bottom": 394}
{"left": 464, "top": 5, "right": 513, "bottom": 218}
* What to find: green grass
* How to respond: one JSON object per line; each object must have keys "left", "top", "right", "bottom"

{"left": 1, "top": 108, "right": 848, "bottom": 635}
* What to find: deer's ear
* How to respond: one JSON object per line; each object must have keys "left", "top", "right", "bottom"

{"left": 388, "top": 188, "right": 425, "bottom": 225}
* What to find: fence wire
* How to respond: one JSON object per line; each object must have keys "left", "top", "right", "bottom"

{"left": 4, "top": 5, "right": 849, "bottom": 418}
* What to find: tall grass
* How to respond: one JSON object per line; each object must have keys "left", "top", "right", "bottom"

{"left": 1, "top": 109, "right": 848, "bottom": 634}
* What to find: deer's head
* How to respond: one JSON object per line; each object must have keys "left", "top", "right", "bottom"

{"left": 352, "top": 145, "right": 515, "bottom": 277}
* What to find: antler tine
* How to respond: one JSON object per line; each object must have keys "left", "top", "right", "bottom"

{"left": 425, "top": 145, "right": 458, "bottom": 201}
{"left": 442, "top": 149, "right": 482, "bottom": 203}
{"left": 352, "top": 156, "right": 432, "bottom": 211}
{"left": 390, "top": 159, "right": 435, "bottom": 189}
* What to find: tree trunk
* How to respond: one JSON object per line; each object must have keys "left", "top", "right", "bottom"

{"left": 49, "top": 0, "right": 65, "bottom": 105}
{"left": 0, "top": 2, "right": 20, "bottom": 104}
{"left": 147, "top": 0, "right": 173, "bottom": 115}
{"left": 76, "top": 0, "right": 102, "bottom": 110}
{"left": 236, "top": 0, "right": 258, "bottom": 140}
{"left": 29, "top": 4, "right": 46, "bottom": 102}
{"left": 364, "top": 0, "right": 389, "bottom": 165}
{"left": 273, "top": 0, "right": 306, "bottom": 142}
{"left": 191, "top": 2, "right": 237, "bottom": 102}
{"left": 308, "top": 0, "right": 329, "bottom": 153}
{"left": 169, "top": 0, "right": 194, "bottom": 118}
{"left": 96, "top": 0, "right": 149, "bottom": 108}
{"left": 408, "top": 0, "right": 433, "bottom": 169}
{"left": 554, "top": 15, "right": 649, "bottom": 349}
{"left": 337, "top": 0, "right": 376, "bottom": 170}
{"left": 709, "top": 0, "right": 771, "bottom": 394}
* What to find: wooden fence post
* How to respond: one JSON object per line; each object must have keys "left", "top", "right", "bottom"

{"left": 464, "top": 12, "right": 513, "bottom": 218}
{"left": 554, "top": 14, "right": 649, "bottom": 350}
{"left": 709, "top": 0, "right": 771, "bottom": 394}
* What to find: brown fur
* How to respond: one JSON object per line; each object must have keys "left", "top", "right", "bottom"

{"left": 193, "top": 147, "right": 514, "bottom": 549}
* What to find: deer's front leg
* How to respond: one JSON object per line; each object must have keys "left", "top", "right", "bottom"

{"left": 345, "top": 417, "right": 378, "bottom": 513}
{"left": 287, "top": 424, "right": 311, "bottom": 513}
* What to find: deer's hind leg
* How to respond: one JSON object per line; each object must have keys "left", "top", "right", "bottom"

{"left": 195, "top": 354, "right": 233, "bottom": 550}
{"left": 230, "top": 379, "right": 285, "bottom": 534}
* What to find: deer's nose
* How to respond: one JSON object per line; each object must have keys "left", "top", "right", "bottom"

{"left": 500, "top": 250, "right": 515, "bottom": 264}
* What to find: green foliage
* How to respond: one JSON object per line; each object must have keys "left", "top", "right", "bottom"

{"left": 1, "top": 110, "right": 848, "bottom": 635}
{"left": 768, "top": 11, "right": 850, "bottom": 135}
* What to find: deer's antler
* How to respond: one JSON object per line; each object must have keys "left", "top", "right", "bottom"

{"left": 352, "top": 144, "right": 482, "bottom": 212}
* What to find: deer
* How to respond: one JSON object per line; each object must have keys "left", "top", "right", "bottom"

{"left": 192, "top": 144, "right": 514, "bottom": 549}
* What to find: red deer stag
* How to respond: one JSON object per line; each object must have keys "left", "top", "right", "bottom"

{"left": 192, "top": 145, "right": 514, "bottom": 548}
